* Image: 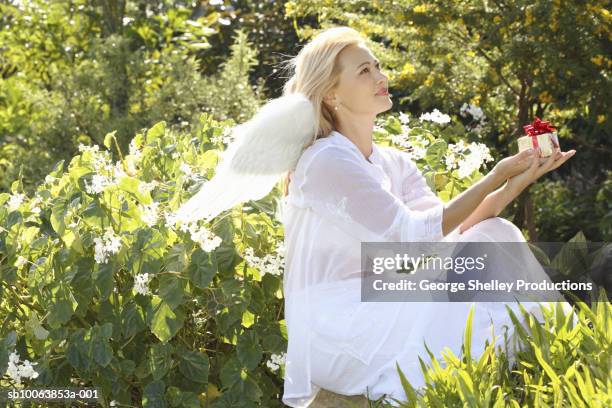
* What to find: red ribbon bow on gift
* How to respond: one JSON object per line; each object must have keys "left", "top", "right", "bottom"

{"left": 522, "top": 116, "right": 558, "bottom": 149}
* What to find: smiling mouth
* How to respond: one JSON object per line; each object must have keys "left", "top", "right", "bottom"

{"left": 376, "top": 89, "right": 389, "bottom": 96}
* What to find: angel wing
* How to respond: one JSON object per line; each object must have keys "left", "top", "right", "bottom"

{"left": 174, "top": 92, "right": 317, "bottom": 224}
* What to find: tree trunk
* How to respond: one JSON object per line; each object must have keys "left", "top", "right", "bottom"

{"left": 514, "top": 77, "right": 537, "bottom": 240}
{"left": 524, "top": 189, "right": 538, "bottom": 241}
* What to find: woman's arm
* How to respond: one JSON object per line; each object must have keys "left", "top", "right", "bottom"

{"left": 440, "top": 171, "right": 506, "bottom": 236}
{"left": 457, "top": 180, "right": 520, "bottom": 234}
{"left": 452, "top": 146, "right": 576, "bottom": 235}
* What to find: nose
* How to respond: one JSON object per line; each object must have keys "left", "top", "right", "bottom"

{"left": 376, "top": 69, "right": 387, "bottom": 85}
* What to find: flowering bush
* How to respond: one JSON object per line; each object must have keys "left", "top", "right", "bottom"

{"left": 0, "top": 115, "right": 288, "bottom": 407}
{"left": 374, "top": 108, "right": 494, "bottom": 201}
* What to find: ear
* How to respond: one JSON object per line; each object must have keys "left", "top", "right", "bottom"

{"left": 322, "top": 92, "right": 338, "bottom": 109}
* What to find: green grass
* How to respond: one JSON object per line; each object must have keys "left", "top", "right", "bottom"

{"left": 369, "top": 290, "right": 612, "bottom": 407}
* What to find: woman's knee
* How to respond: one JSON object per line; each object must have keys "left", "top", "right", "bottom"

{"left": 492, "top": 217, "right": 525, "bottom": 241}
{"left": 470, "top": 217, "right": 526, "bottom": 242}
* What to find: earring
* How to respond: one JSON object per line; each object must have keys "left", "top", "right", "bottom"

{"left": 334, "top": 105, "right": 338, "bottom": 111}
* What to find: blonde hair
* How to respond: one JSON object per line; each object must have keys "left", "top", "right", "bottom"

{"left": 280, "top": 26, "right": 366, "bottom": 196}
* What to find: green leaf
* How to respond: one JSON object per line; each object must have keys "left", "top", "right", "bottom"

{"left": 395, "top": 361, "right": 418, "bottom": 405}
{"left": 146, "top": 122, "right": 166, "bottom": 144}
{"left": 187, "top": 248, "right": 217, "bottom": 289}
{"left": 103, "top": 131, "right": 117, "bottom": 150}
{"left": 118, "top": 176, "right": 152, "bottom": 204}
{"left": 0, "top": 331, "right": 17, "bottom": 373}
{"left": 148, "top": 343, "right": 173, "bottom": 381}
{"left": 70, "top": 257, "right": 95, "bottom": 316}
{"left": 219, "top": 356, "right": 243, "bottom": 389}
{"left": 142, "top": 379, "right": 166, "bottom": 408}
{"left": 241, "top": 310, "right": 255, "bottom": 328}
{"left": 236, "top": 331, "right": 263, "bottom": 370}
{"left": 25, "top": 313, "right": 49, "bottom": 341}
{"left": 158, "top": 274, "right": 186, "bottom": 310}
{"left": 94, "top": 263, "right": 114, "bottom": 300}
{"left": 47, "top": 299, "right": 73, "bottom": 329}
{"left": 147, "top": 296, "right": 184, "bottom": 343}
{"left": 262, "top": 334, "right": 285, "bottom": 352}
{"left": 425, "top": 139, "right": 447, "bottom": 167}
{"left": 91, "top": 324, "right": 113, "bottom": 367}
{"left": 532, "top": 340, "right": 561, "bottom": 383}
{"left": 121, "top": 301, "right": 146, "bottom": 338}
{"left": 179, "top": 350, "right": 210, "bottom": 383}
{"left": 462, "top": 304, "right": 474, "bottom": 367}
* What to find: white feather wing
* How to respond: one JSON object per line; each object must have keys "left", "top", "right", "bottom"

{"left": 175, "top": 93, "right": 316, "bottom": 223}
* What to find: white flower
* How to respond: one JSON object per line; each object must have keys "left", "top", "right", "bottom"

{"left": 444, "top": 151, "right": 458, "bottom": 171}
{"left": 212, "top": 127, "right": 235, "bottom": 145}
{"left": 29, "top": 196, "right": 42, "bottom": 215}
{"left": 164, "top": 211, "right": 180, "bottom": 230}
{"left": 419, "top": 108, "right": 451, "bottom": 124}
{"left": 275, "top": 242, "right": 286, "bottom": 257}
{"left": 45, "top": 175, "right": 57, "bottom": 184}
{"left": 92, "top": 153, "right": 113, "bottom": 173}
{"left": 398, "top": 112, "right": 410, "bottom": 125}
{"left": 266, "top": 352, "right": 286, "bottom": 372}
{"left": 209, "top": 0, "right": 223, "bottom": 5}
{"left": 407, "top": 145, "right": 427, "bottom": 161}
{"left": 129, "top": 139, "right": 142, "bottom": 159}
{"left": 140, "top": 202, "right": 159, "bottom": 227}
{"left": 180, "top": 163, "right": 192, "bottom": 177}
{"left": 78, "top": 143, "right": 99, "bottom": 153}
{"left": 138, "top": 180, "right": 157, "bottom": 195}
{"left": 189, "top": 224, "right": 222, "bottom": 252}
{"left": 14, "top": 256, "right": 27, "bottom": 268}
{"left": 390, "top": 134, "right": 409, "bottom": 148}
{"left": 87, "top": 174, "right": 108, "bottom": 194}
{"left": 134, "top": 273, "right": 152, "bottom": 296}
{"left": 244, "top": 245, "right": 285, "bottom": 276}
{"left": 93, "top": 227, "right": 122, "bottom": 264}
{"left": 84, "top": 172, "right": 118, "bottom": 195}
{"left": 5, "top": 350, "right": 38, "bottom": 385}
{"left": 460, "top": 103, "right": 484, "bottom": 121}
{"left": 446, "top": 141, "right": 493, "bottom": 179}
{"left": 113, "top": 161, "right": 127, "bottom": 179}
{"left": 110, "top": 401, "right": 118, "bottom": 407}
{"left": 125, "top": 158, "right": 137, "bottom": 174}
{"left": 6, "top": 193, "right": 25, "bottom": 211}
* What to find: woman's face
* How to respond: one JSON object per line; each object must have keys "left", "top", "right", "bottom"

{"left": 325, "top": 43, "right": 392, "bottom": 117}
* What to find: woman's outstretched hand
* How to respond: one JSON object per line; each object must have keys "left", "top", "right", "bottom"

{"left": 507, "top": 146, "right": 576, "bottom": 191}
{"left": 454, "top": 146, "right": 576, "bottom": 235}
{"left": 491, "top": 148, "right": 542, "bottom": 182}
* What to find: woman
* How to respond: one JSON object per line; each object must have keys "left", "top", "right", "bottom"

{"left": 276, "top": 27, "right": 575, "bottom": 407}
{"left": 174, "top": 25, "right": 576, "bottom": 407}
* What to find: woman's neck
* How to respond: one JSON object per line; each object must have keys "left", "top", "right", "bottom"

{"left": 335, "top": 118, "right": 375, "bottom": 161}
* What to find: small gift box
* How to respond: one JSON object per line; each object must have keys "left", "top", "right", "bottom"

{"left": 517, "top": 116, "right": 560, "bottom": 157}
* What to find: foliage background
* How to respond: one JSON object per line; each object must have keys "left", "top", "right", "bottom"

{"left": 0, "top": 0, "right": 610, "bottom": 407}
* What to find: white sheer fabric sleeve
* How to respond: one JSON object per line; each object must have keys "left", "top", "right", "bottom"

{"left": 299, "top": 146, "right": 445, "bottom": 243}
{"left": 394, "top": 149, "right": 445, "bottom": 211}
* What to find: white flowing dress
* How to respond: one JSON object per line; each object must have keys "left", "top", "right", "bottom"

{"left": 279, "top": 130, "right": 570, "bottom": 407}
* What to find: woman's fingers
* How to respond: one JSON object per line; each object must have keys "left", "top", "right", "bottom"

{"left": 528, "top": 148, "right": 541, "bottom": 175}
{"left": 516, "top": 148, "right": 536, "bottom": 161}
{"left": 533, "top": 147, "right": 558, "bottom": 177}
{"left": 535, "top": 148, "right": 576, "bottom": 177}
{"left": 548, "top": 150, "right": 576, "bottom": 170}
